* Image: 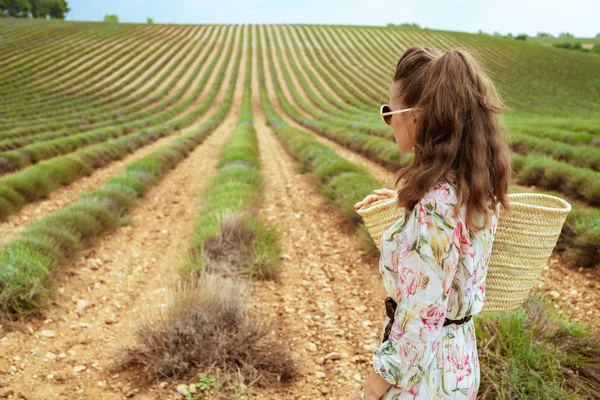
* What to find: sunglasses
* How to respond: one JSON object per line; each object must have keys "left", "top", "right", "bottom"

{"left": 380, "top": 104, "right": 419, "bottom": 126}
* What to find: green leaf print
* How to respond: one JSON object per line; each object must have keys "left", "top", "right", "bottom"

{"left": 418, "top": 251, "right": 437, "bottom": 267}
{"left": 453, "top": 387, "right": 470, "bottom": 396}
{"left": 441, "top": 371, "right": 451, "bottom": 395}
{"left": 466, "top": 302, "right": 473, "bottom": 316}
{"left": 386, "top": 362, "right": 403, "bottom": 383}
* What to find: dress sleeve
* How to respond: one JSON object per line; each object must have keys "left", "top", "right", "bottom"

{"left": 372, "top": 191, "right": 461, "bottom": 388}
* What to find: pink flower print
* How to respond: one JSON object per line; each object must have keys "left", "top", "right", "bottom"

{"left": 390, "top": 321, "right": 406, "bottom": 342}
{"left": 394, "top": 229, "right": 412, "bottom": 259}
{"left": 419, "top": 324, "right": 441, "bottom": 341}
{"left": 469, "top": 389, "right": 478, "bottom": 400}
{"left": 391, "top": 249, "right": 400, "bottom": 273}
{"left": 442, "top": 268, "right": 455, "bottom": 296}
{"left": 464, "top": 272, "right": 479, "bottom": 298}
{"left": 443, "top": 343, "right": 453, "bottom": 372}
{"left": 416, "top": 201, "right": 427, "bottom": 224}
{"left": 426, "top": 183, "right": 452, "bottom": 207}
{"left": 480, "top": 283, "right": 486, "bottom": 303}
{"left": 436, "top": 345, "right": 445, "bottom": 370}
{"left": 400, "top": 342, "right": 425, "bottom": 367}
{"left": 455, "top": 221, "right": 472, "bottom": 255}
{"left": 448, "top": 343, "right": 472, "bottom": 382}
{"left": 397, "top": 267, "right": 423, "bottom": 297}
{"left": 482, "top": 240, "right": 492, "bottom": 261}
{"left": 406, "top": 381, "right": 420, "bottom": 397}
{"left": 420, "top": 303, "right": 447, "bottom": 329}
{"left": 395, "top": 285, "right": 403, "bottom": 299}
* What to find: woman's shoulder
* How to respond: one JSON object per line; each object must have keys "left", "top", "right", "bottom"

{"left": 382, "top": 172, "right": 460, "bottom": 244}
{"left": 421, "top": 170, "right": 461, "bottom": 219}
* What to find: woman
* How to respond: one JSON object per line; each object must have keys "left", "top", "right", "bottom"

{"left": 347, "top": 45, "right": 513, "bottom": 399}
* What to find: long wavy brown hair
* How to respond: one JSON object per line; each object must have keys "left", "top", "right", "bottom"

{"left": 391, "top": 44, "right": 513, "bottom": 232}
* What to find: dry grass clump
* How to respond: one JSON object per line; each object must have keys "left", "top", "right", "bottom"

{"left": 110, "top": 273, "right": 300, "bottom": 393}
{"left": 202, "top": 214, "right": 255, "bottom": 275}
{"left": 185, "top": 213, "right": 280, "bottom": 281}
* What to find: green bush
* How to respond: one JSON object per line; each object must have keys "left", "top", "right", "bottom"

{"left": 104, "top": 14, "right": 118, "bottom": 23}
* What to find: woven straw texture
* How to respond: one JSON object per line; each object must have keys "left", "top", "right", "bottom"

{"left": 356, "top": 193, "right": 572, "bottom": 313}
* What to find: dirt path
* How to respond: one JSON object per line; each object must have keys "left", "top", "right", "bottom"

{"left": 246, "top": 25, "right": 388, "bottom": 400}
{"left": 0, "top": 25, "right": 247, "bottom": 400}
{"left": 0, "top": 26, "right": 236, "bottom": 244}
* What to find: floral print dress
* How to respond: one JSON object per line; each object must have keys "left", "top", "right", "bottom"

{"left": 372, "top": 169, "right": 500, "bottom": 400}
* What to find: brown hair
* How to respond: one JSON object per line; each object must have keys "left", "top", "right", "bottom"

{"left": 391, "top": 45, "right": 512, "bottom": 233}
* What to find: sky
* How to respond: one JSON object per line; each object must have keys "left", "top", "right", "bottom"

{"left": 67, "top": 0, "right": 599, "bottom": 38}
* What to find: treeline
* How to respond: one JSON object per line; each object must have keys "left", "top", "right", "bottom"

{"left": 553, "top": 42, "right": 600, "bottom": 55}
{"left": 0, "top": 0, "right": 69, "bottom": 19}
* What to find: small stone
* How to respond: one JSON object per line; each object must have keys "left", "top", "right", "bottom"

{"left": 325, "top": 352, "right": 341, "bottom": 361}
{"left": 354, "top": 305, "right": 368, "bottom": 313}
{"left": 73, "top": 365, "right": 86, "bottom": 373}
{"left": 314, "top": 371, "right": 326, "bottom": 379}
{"left": 45, "top": 352, "right": 57, "bottom": 360}
{"left": 47, "top": 374, "right": 54, "bottom": 380}
{"left": 362, "top": 320, "right": 372, "bottom": 327}
{"left": 76, "top": 300, "right": 88, "bottom": 310}
{"left": 549, "top": 290, "right": 560, "bottom": 299}
{"left": 306, "top": 342, "right": 317, "bottom": 352}
{"left": 353, "top": 373, "right": 362, "bottom": 382}
{"left": 176, "top": 384, "right": 190, "bottom": 396}
{"left": 40, "top": 330, "right": 55, "bottom": 338}
{"left": 159, "top": 382, "right": 168, "bottom": 390}
{"left": 8, "top": 365, "right": 17, "bottom": 373}
{"left": 104, "top": 318, "right": 118, "bottom": 325}
{"left": 188, "top": 383, "right": 196, "bottom": 393}
{"left": 77, "top": 334, "right": 90, "bottom": 345}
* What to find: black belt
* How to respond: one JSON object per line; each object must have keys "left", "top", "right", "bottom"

{"left": 382, "top": 297, "right": 472, "bottom": 343}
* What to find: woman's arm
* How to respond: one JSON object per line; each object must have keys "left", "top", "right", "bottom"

{"left": 362, "top": 370, "right": 394, "bottom": 399}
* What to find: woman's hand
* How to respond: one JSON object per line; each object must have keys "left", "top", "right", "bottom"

{"left": 354, "top": 188, "right": 397, "bottom": 211}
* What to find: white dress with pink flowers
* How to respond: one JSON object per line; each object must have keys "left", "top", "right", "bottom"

{"left": 372, "top": 170, "right": 500, "bottom": 399}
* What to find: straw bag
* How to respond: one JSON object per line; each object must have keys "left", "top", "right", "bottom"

{"left": 356, "top": 193, "right": 572, "bottom": 313}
